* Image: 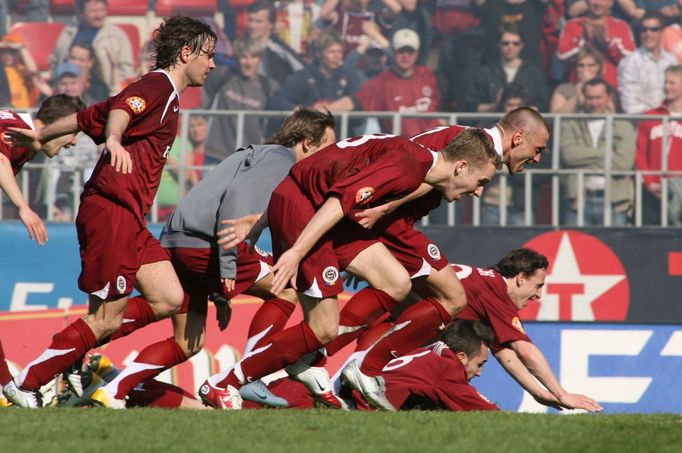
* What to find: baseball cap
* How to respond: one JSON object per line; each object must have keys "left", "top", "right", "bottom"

{"left": 52, "top": 63, "right": 81, "bottom": 82}
{"left": 2, "top": 32, "right": 24, "bottom": 45}
{"left": 392, "top": 29, "right": 420, "bottom": 51}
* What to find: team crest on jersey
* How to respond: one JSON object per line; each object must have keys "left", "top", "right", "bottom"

{"left": 126, "top": 96, "right": 147, "bottom": 114}
{"left": 322, "top": 266, "right": 339, "bottom": 285}
{"left": 355, "top": 187, "right": 375, "bottom": 206}
{"left": 254, "top": 245, "right": 269, "bottom": 258}
{"left": 511, "top": 316, "right": 525, "bottom": 334}
{"left": 423, "top": 86, "right": 432, "bottom": 97}
{"left": 116, "top": 276, "right": 127, "bottom": 294}
{"left": 427, "top": 243, "right": 441, "bottom": 261}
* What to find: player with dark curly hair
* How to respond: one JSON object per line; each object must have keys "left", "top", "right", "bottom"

{"left": 2, "top": 15, "right": 217, "bottom": 409}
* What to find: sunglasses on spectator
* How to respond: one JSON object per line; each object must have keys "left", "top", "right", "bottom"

{"left": 501, "top": 40, "right": 522, "bottom": 47}
{"left": 640, "top": 26, "right": 662, "bottom": 32}
{"left": 577, "top": 62, "right": 599, "bottom": 68}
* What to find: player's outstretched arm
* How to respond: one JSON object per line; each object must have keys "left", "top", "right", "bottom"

{"left": 355, "top": 182, "right": 432, "bottom": 229}
{"left": 510, "top": 340, "right": 603, "bottom": 412}
{"left": 105, "top": 109, "right": 133, "bottom": 174}
{"left": 270, "top": 196, "right": 344, "bottom": 294}
{"left": 0, "top": 153, "right": 47, "bottom": 245}
{"left": 494, "top": 347, "right": 563, "bottom": 410}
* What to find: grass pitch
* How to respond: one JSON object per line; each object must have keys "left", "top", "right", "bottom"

{"left": 1, "top": 409, "right": 680, "bottom": 452}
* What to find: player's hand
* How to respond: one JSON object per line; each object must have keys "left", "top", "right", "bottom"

{"left": 106, "top": 138, "right": 132, "bottom": 174}
{"left": 222, "top": 278, "right": 236, "bottom": 294}
{"left": 270, "top": 249, "right": 302, "bottom": 295}
{"left": 209, "top": 292, "right": 232, "bottom": 331}
{"left": 558, "top": 393, "right": 603, "bottom": 412}
{"left": 343, "top": 271, "right": 363, "bottom": 290}
{"left": 18, "top": 205, "right": 48, "bottom": 245}
{"left": 217, "top": 215, "right": 258, "bottom": 249}
{"left": 533, "top": 392, "right": 563, "bottom": 411}
{"left": 3, "top": 127, "right": 42, "bottom": 152}
{"left": 354, "top": 203, "right": 392, "bottom": 229}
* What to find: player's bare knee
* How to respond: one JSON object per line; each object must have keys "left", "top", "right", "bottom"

{"left": 309, "top": 321, "right": 338, "bottom": 344}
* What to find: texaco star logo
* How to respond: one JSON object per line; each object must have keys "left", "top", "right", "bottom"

{"left": 521, "top": 231, "right": 629, "bottom": 321}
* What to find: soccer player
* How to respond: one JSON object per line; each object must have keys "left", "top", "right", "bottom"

{"left": 89, "top": 108, "right": 336, "bottom": 408}
{"left": 0, "top": 94, "right": 86, "bottom": 245}
{"left": 248, "top": 319, "right": 499, "bottom": 411}
{"left": 451, "top": 248, "right": 602, "bottom": 411}
{"left": 340, "top": 249, "right": 602, "bottom": 412}
{"left": 2, "top": 16, "right": 217, "bottom": 408}
{"left": 200, "top": 128, "right": 501, "bottom": 409}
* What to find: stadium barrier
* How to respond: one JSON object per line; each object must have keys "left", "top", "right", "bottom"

{"left": 2, "top": 110, "right": 682, "bottom": 227}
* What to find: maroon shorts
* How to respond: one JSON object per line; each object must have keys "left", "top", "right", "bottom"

{"left": 377, "top": 217, "right": 449, "bottom": 278}
{"left": 76, "top": 194, "right": 169, "bottom": 299}
{"left": 269, "top": 178, "right": 377, "bottom": 298}
{"left": 172, "top": 242, "right": 273, "bottom": 315}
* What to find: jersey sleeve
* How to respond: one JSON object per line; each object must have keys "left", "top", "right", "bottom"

{"left": 77, "top": 100, "right": 111, "bottom": 144}
{"left": 436, "top": 380, "right": 499, "bottom": 411}
{"left": 478, "top": 290, "right": 533, "bottom": 348}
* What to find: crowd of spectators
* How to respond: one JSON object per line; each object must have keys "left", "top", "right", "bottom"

{"left": 2, "top": 0, "right": 682, "bottom": 226}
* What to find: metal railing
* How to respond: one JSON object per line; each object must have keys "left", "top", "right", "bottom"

{"left": 2, "top": 109, "right": 681, "bottom": 228}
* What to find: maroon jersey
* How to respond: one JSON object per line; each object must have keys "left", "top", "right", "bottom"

{"left": 394, "top": 125, "right": 505, "bottom": 222}
{"left": 355, "top": 67, "right": 441, "bottom": 137}
{"left": 351, "top": 342, "right": 498, "bottom": 411}
{"left": 454, "top": 264, "right": 532, "bottom": 349}
{"left": 288, "top": 134, "right": 435, "bottom": 214}
{"left": 333, "top": 8, "right": 376, "bottom": 54}
{"left": 78, "top": 71, "right": 180, "bottom": 225}
{"left": 0, "top": 110, "right": 33, "bottom": 175}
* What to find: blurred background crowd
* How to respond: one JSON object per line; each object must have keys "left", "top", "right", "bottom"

{"left": 1, "top": 0, "right": 681, "bottom": 227}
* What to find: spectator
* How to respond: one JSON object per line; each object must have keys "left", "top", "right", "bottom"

{"left": 247, "top": 0, "right": 305, "bottom": 87}
{"left": 475, "top": 0, "right": 545, "bottom": 68}
{"left": 66, "top": 42, "right": 110, "bottom": 105}
{"left": 269, "top": 30, "right": 363, "bottom": 119}
{"left": 635, "top": 64, "right": 682, "bottom": 225}
{"left": 550, "top": 46, "right": 604, "bottom": 113}
{"left": 618, "top": 11, "right": 677, "bottom": 114}
{"left": 49, "top": 0, "right": 135, "bottom": 94}
{"left": 0, "top": 32, "right": 49, "bottom": 108}
{"left": 36, "top": 63, "right": 100, "bottom": 221}
{"left": 353, "top": 28, "right": 441, "bottom": 137}
{"left": 203, "top": 38, "right": 277, "bottom": 165}
{"left": 662, "top": 5, "right": 682, "bottom": 63}
{"left": 560, "top": 78, "right": 636, "bottom": 226}
{"left": 636, "top": 1, "right": 681, "bottom": 25}
{"left": 319, "top": 0, "right": 396, "bottom": 55}
{"left": 481, "top": 83, "right": 531, "bottom": 226}
{"left": 565, "top": 0, "right": 644, "bottom": 22}
{"left": 558, "top": 0, "right": 636, "bottom": 88}
{"left": 51, "top": 63, "right": 86, "bottom": 99}
{"left": 157, "top": 114, "right": 210, "bottom": 220}
{"left": 342, "top": 20, "right": 391, "bottom": 83}
{"left": 432, "top": 0, "right": 480, "bottom": 41}
{"left": 466, "top": 26, "right": 548, "bottom": 112}
{"left": 275, "top": 0, "right": 322, "bottom": 56}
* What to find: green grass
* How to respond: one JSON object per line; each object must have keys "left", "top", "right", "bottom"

{"left": 1, "top": 409, "right": 680, "bottom": 452}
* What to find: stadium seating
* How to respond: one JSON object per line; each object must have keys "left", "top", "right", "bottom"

{"left": 116, "top": 23, "right": 141, "bottom": 68}
{"left": 8, "top": 22, "right": 65, "bottom": 72}
{"left": 155, "top": 0, "right": 217, "bottom": 17}
{"left": 49, "top": 0, "right": 75, "bottom": 15}
{"left": 179, "top": 87, "right": 203, "bottom": 110}
{"left": 106, "top": 0, "right": 149, "bottom": 16}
